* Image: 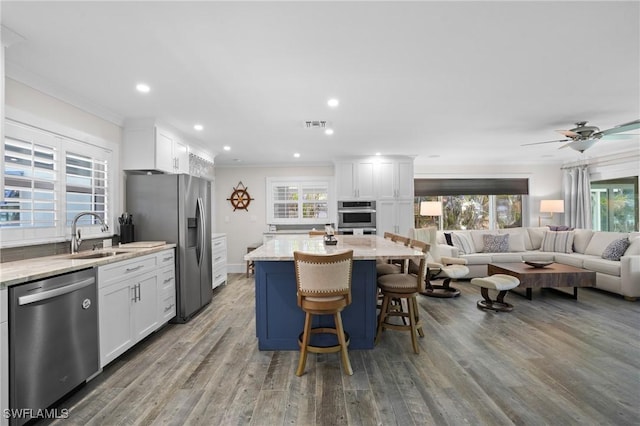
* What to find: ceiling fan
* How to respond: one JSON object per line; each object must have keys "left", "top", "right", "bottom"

{"left": 522, "top": 119, "right": 640, "bottom": 153}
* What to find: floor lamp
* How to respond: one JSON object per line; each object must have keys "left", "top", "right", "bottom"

{"left": 539, "top": 199, "right": 564, "bottom": 226}
{"left": 420, "top": 201, "right": 443, "bottom": 229}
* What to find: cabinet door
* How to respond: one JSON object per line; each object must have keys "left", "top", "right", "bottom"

{"left": 376, "top": 200, "right": 398, "bottom": 234}
{"left": 396, "top": 160, "right": 414, "bottom": 199}
{"left": 336, "top": 161, "right": 356, "bottom": 199}
{"left": 174, "top": 139, "right": 189, "bottom": 173}
{"left": 396, "top": 199, "right": 415, "bottom": 237}
{"left": 133, "top": 274, "right": 159, "bottom": 341}
{"left": 99, "top": 280, "right": 135, "bottom": 367}
{"left": 156, "top": 130, "right": 175, "bottom": 173}
{"left": 377, "top": 199, "right": 414, "bottom": 236}
{"left": 377, "top": 160, "right": 396, "bottom": 200}
{"left": 356, "top": 160, "right": 376, "bottom": 199}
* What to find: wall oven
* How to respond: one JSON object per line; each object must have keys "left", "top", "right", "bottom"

{"left": 338, "top": 200, "right": 376, "bottom": 233}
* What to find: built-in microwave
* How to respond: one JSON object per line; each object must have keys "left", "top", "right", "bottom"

{"left": 338, "top": 200, "right": 376, "bottom": 230}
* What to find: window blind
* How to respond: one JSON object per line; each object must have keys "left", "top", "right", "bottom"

{"left": 414, "top": 178, "right": 529, "bottom": 196}
{"left": 2, "top": 136, "right": 58, "bottom": 228}
{"left": 65, "top": 152, "right": 108, "bottom": 225}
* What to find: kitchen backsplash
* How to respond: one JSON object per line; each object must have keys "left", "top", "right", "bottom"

{"left": 0, "top": 236, "right": 119, "bottom": 263}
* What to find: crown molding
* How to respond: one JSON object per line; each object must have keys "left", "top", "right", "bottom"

{"left": 5, "top": 62, "right": 124, "bottom": 126}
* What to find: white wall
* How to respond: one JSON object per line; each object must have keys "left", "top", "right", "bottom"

{"left": 4, "top": 78, "right": 124, "bottom": 227}
{"left": 414, "top": 163, "right": 565, "bottom": 227}
{"left": 214, "top": 165, "right": 334, "bottom": 272}
{"left": 5, "top": 78, "right": 121, "bottom": 143}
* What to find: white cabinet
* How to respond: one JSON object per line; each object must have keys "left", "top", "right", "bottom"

{"left": 212, "top": 234, "right": 227, "bottom": 289}
{"left": 157, "top": 250, "right": 176, "bottom": 323}
{"left": 98, "top": 249, "right": 175, "bottom": 367}
{"left": 377, "top": 199, "right": 415, "bottom": 236}
{"left": 0, "top": 288, "right": 7, "bottom": 426}
{"left": 335, "top": 159, "right": 377, "bottom": 200}
{"left": 122, "top": 119, "right": 189, "bottom": 173}
{"left": 335, "top": 156, "right": 414, "bottom": 201}
{"left": 377, "top": 158, "right": 414, "bottom": 200}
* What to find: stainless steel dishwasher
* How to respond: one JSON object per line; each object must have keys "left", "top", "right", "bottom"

{"left": 9, "top": 268, "right": 99, "bottom": 426}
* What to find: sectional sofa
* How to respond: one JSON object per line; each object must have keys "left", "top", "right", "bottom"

{"left": 409, "top": 227, "right": 640, "bottom": 301}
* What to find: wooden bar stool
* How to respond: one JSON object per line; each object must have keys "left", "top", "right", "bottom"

{"left": 376, "top": 233, "right": 410, "bottom": 277}
{"left": 246, "top": 242, "right": 262, "bottom": 278}
{"left": 293, "top": 250, "right": 354, "bottom": 376}
{"left": 376, "top": 240, "right": 429, "bottom": 354}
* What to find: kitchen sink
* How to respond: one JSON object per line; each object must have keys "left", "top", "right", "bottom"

{"left": 66, "top": 250, "right": 129, "bottom": 260}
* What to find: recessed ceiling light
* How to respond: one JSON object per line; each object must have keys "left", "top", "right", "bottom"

{"left": 194, "top": 124, "right": 203, "bottom": 131}
{"left": 325, "top": 128, "right": 334, "bottom": 135}
{"left": 136, "top": 83, "right": 150, "bottom": 93}
{"left": 223, "top": 146, "right": 231, "bottom": 151}
{"left": 294, "top": 153, "right": 301, "bottom": 158}
{"left": 327, "top": 98, "right": 339, "bottom": 108}
{"left": 428, "top": 154, "right": 440, "bottom": 158}
{"left": 375, "top": 152, "right": 381, "bottom": 156}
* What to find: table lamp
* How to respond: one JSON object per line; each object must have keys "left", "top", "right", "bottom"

{"left": 420, "top": 201, "right": 443, "bottom": 228}
{"left": 539, "top": 199, "right": 564, "bottom": 226}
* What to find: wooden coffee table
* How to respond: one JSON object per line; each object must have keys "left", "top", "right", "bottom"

{"left": 488, "top": 262, "right": 596, "bottom": 300}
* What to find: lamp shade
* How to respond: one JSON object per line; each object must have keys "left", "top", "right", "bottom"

{"left": 540, "top": 199, "right": 564, "bottom": 213}
{"left": 420, "top": 201, "right": 443, "bottom": 216}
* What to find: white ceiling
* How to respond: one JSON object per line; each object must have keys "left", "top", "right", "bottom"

{"left": 2, "top": 1, "right": 639, "bottom": 167}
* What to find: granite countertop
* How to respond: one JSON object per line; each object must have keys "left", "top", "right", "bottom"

{"left": 262, "top": 229, "right": 315, "bottom": 235}
{"left": 245, "top": 235, "right": 424, "bottom": 261}
{"left": 0, "top": 244, "right": 177, "bottom": 288}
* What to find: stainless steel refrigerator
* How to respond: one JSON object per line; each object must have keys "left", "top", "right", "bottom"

{"left": 126, "top": 173, "right": 212, "bottom": 323}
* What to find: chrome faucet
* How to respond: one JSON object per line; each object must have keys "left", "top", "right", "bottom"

{"left": 71, "top": 212, "right": 109, "bottom": 254}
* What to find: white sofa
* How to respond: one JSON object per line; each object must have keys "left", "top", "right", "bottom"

{"left": 409, "top": 227, "right": 640, "bottom": 301}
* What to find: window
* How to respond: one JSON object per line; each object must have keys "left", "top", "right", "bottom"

{"left": 66, "top": 152, "right": 108, "bottom": 226}
{"left": 591, "top": 177, "right": 638, "bottom": 232}
{"left": 1, "top": 119, "right": 113, "bottom": 246}
{"left": 2, "top": 133, "right": 58, "bottom": 229}
{"left": 267, "top": 177, "right": 333, "bottom": 224}
{"left": 414, "top": 178, "right": 528, "bottom": 230}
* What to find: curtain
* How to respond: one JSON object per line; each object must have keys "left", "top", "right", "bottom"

{"left": 563, "top": 165, "right": 592, "bottom": 229}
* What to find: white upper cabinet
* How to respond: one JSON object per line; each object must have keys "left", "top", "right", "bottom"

{"left": 335, "top": 156, "right": 414, "bottom": 201}
{"left": 122, "top": 119, "right": 189, "bottom": 173}
{"left": 377, "top": 158, "right": 414, "bottom": 200}
{"left": 335, "top": 158, "right": 377, "bottom": 200}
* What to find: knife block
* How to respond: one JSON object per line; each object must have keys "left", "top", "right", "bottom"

{"left": 120, "top": 224, "right": 134, "bottom": 244}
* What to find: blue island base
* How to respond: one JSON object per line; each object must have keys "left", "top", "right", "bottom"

{"left": 254, "top": 260, "right": 377, "bottom": 350}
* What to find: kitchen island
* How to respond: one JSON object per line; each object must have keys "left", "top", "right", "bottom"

{"left": 244, "top": 235, "right": 424, "bottom": 350}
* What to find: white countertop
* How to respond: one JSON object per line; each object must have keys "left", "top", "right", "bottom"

{"left": 0, "top": 244, "right": 177, "bottom": 287}
{"left": 262, "top": 229, "right": 314, "bottom": 235}
{"left": 244, "top": 235, "right": 424, "bottom": 261}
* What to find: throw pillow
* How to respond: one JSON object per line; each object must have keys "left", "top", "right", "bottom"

{"left": 601, "top": 238, "right": 631, "bottom": 261}
{"left": 482, "top": 234, "right": 509, "bottom": 253}
{"left": 540, "top": 230, "right": 574, "bottom": 254}
{"left": 507, "top": 232, "right": 527, "bottom": 252}
{"left": 444, "top": 232, "right": 454, "bottom": 246}
{"left": 547, "top": 225, "right": 573, "bottom": 231}
{"left": 451, "top": 232, "right": 475, "bottom": 254}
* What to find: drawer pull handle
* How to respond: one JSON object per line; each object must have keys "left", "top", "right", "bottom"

{"left": 163, "top": 278, "right": 173, "bottom": 284}
{"left": 214, "top": 256, "right": 222, "bottom": 261}
{"left": 164, "top": 304, "right": 174, "bottom": 312}
{"left": 163, "top": 256, "right": 173, "bottom": 262}
{"left": 125, "top": 265, "right": 144, "bottom": 273}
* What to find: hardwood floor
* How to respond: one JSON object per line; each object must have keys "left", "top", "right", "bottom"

{"left": 44, "top": 274, "right": 639, "bottom": 425}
